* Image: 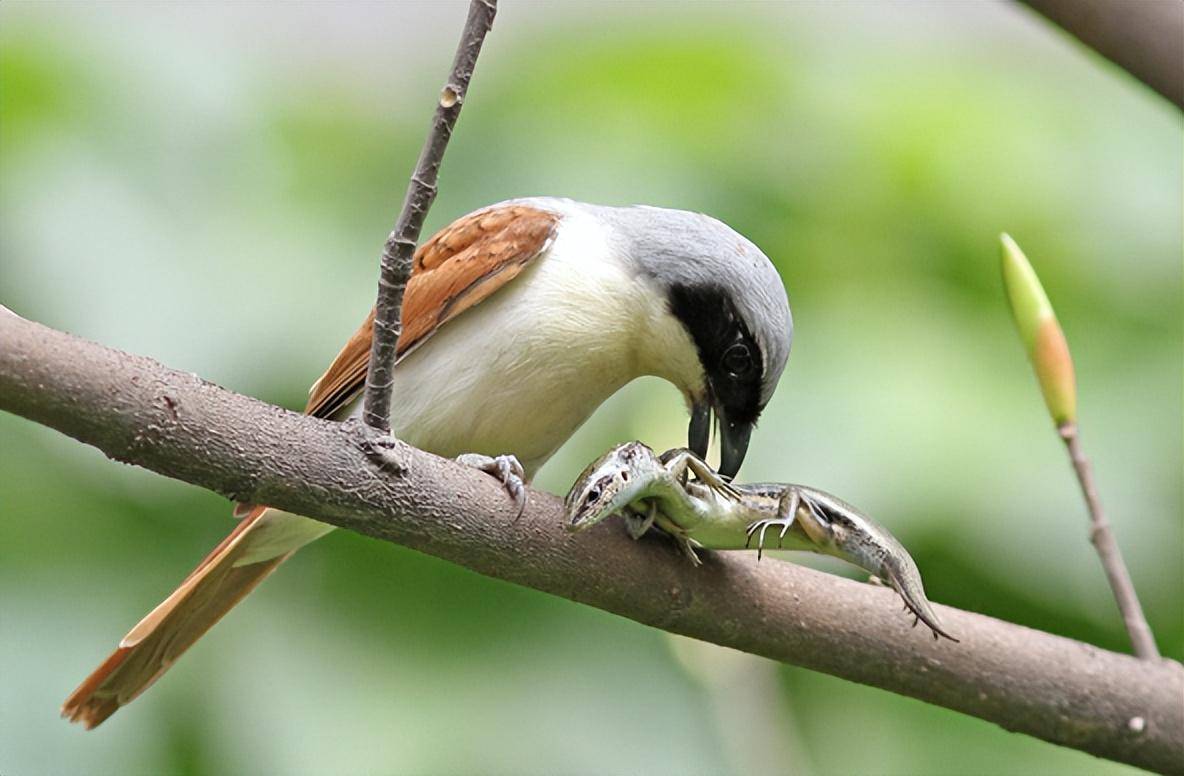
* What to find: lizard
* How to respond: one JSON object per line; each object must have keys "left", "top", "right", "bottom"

{"left": 564, "top": 441, "right": 956, "bottom": 641}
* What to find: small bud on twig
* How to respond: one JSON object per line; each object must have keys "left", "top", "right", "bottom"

{"left": 999, "top": 233, "right": 1076, "bottom": 426}
{"left": 997, "top": 233, "right": 1158, "bottom": 660}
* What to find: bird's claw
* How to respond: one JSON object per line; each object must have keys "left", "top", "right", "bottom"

{"left": 456, "top": 453, "right": 528, "bottom": 520}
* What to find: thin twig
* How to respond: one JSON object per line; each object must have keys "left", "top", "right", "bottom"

{"left": 362, "top": 0, "right": 498, "bottom": 431}
{"left": 1058, "top": 422, "right": 1161, "bottom": 659}
{"left": 2, "top": 314, "right": 1181, "bottom": 774}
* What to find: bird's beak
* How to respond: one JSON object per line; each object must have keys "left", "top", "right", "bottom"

{"left": 716, "top": 410, "right": 753, "bottom": 480}
{"left": 688, "top": 401, "right": 712, "bottom": 460}
{"left": 688, "top": 400, "right": 752, "bottom": 480}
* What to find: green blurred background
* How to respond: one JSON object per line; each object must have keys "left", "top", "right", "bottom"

{"left": 1, "top": 2, "right": 1180, "bottom": 774}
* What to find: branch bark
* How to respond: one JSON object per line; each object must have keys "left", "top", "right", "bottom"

{"left": 2, "top": 311, "right": 1181, "bottom": 775}
{"left": 1018, "top": 0, "right": 1184, "bottom": 111}
{"left": 363, "top": 0, "right": 497, "bottom": 431}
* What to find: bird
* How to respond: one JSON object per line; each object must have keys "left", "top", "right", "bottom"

{"left": 61, "top": 197, "right": 793, "bottom": 728}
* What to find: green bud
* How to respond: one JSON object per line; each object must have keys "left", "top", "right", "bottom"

{"left": 1000, "top": 234, "right": 1077, "bottom": 426}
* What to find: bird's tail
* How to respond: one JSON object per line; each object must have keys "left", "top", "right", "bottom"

{"left": 61, "top": 508, "right": 331, "bottom": 729}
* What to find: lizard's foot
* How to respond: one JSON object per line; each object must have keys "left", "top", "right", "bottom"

{"left": 622, "top": 502, "right": 657, "bottom": 541}
{"left": 673, "top": 532, "right": 703, "bottom": 566}
{"left": 652, "top": 511, "right": 704, "bottom": 565}
{"left": 456, "top": 453, "right": 527, "bottom": 520}
{"left": 744, "top": 517, "right": 796, "bottom": 561}
{"left": 659, "top": 448, "right": 743, "bottom": 502}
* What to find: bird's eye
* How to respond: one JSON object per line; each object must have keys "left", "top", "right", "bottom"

{"left": 722, "top": 343, "right": 753, "bottom": 378}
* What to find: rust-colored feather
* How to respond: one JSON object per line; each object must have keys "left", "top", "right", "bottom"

{"left": 62, "top": 203, "right": 560, "bottom": 728}
{"left": 305, "top": 204, "right": 559, "bottom": 419}
{"left": 61, "top": 508, "right": 285, "bottom": 729}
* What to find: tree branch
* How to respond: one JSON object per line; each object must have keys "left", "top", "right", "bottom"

{"left": 363, "top": 0, "right": 497, "bottom": 431}
{"left": 1, "top": 311, "right": 1181, "bottom": 774}
{"left": 1018, "top": 0, "right": 1184, "bottom": 111}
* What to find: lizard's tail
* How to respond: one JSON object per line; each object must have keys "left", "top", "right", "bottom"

{"left": 883, "top": 552, "right": 958, "bottom": 642}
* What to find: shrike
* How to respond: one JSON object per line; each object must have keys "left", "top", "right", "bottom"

{"left": 63, "top": 197, "right": 793, "bottom": 727}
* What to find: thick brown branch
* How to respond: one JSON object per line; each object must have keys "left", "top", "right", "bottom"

{"left": 1018, "top": 0, "right": 1184, "bottom": 111}
{"left": 1, "top": 312, "right": 1181, "bottom": 775}
{"left": 363, "top": 0, "right": 498, "bottom": 431}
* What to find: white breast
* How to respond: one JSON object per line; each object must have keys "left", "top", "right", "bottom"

{"left": 383, "top": 203, "right": 704, "bottom": 479}
{"left": 238, "top": 203, "right": 707, "bottom": 565}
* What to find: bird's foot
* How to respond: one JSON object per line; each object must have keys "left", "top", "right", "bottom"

{"left": 456, "top": 453, "right": 528, "bottom": 520}
{"left": 744, "top": 516, "right": 796, "bottom": 560}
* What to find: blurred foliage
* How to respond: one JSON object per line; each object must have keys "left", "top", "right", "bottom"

{"left": 0, "top": 3, "right": 1179, "bottom": 775}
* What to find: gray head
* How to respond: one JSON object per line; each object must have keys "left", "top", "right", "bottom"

{"left": 598, "top": 204, "right": 793, "bottom": 478}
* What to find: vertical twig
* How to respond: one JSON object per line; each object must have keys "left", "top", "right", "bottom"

{"left": 1001, "top": 234, "right": 1160, "bottom": 660}
{"left": 362, "top": 0, "right": 498, "bottom": 432}
{"left": 1058, "top": 422, "right": 1160, "bottom": 659}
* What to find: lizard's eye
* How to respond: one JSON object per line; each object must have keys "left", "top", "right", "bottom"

{"left": 585, "top": 487, "right": 601, "bottom": 504}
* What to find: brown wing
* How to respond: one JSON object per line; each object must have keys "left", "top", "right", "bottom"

{"left": 304, "top": 204, "right": 560, "bottom": 420}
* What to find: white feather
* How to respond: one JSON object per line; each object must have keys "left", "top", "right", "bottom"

{"left": 389, "top": 200, "right": 704, "bottom": 473}
{"left": 236, "top": 203, "right": 704, "bottom": 565}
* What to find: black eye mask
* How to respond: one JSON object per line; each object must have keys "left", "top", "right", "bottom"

{"left": 667, "top": 283, "right": 764, "bottom": 426}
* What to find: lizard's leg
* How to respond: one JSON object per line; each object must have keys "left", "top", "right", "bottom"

{"left": 660, "top": 448, "right": 742, "bottom": 501}
{"left": 795, "top": 493, "right": 835, "bottom": 546}
{"left": 744, "top": 487, "right": 802, "bottom": 560}
{"left": 659, "top": 448, "right": 692, "bottom": 487}
{"left": 673, "top": 532, "right": 703, "bottom": 566}
{"left": 622, "top": 501, "right": 658, "bottom": 540}
{"left": 654, "top": 511, "right": 703, "bottom": 566}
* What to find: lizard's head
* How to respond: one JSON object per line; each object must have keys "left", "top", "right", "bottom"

{"left": 565, "top": 441, "right": 661, "bottom": 532}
